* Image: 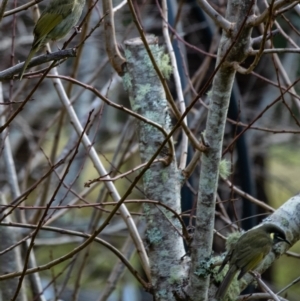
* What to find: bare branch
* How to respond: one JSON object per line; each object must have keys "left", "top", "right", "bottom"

{"left": 197, "top": 0, "right": 233, "bottom": 32}
{"left": 102, "top": 0, "right": 126, "bottom": 75}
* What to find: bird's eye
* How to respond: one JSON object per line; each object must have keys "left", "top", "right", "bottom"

{"left": 271, "top": 233, "right": 283, "bottom": 241}
{"left": 274, "top": 233, "right": 289, "bottom": 243}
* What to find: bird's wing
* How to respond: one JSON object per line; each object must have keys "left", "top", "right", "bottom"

{"left": 46, "top": 1, "right": 76, "bottom": 17}
{"left": 33, "top": 13, "right": 63, "bottom": 47}
{"left": 33, "top": 1, "right": 76, "bottom": 47}
{"left": 218, "top": 250, "right": 232, "bottom": 273}
{"left": 234, "top": 243, "right": 252, "bottom": 267}
{"left": 235, "top": 237, "right": 271, "bottom": 279}
{"left": 215, "top": 264, "right": 238, "bottom": 299}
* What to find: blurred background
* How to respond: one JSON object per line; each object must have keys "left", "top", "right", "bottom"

{"left": 0, "top": 0, "right": 300, "bottom": 300}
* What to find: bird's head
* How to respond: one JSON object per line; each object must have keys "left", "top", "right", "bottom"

{"left": 262, "top": 223, "right": 291, "bottom": 245}
{"left": 272, "top": 231, "right": 291, "bottom": 245}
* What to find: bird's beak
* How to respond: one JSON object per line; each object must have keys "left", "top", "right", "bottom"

{"left": 280, "top": 237, "right": 291, "bottom": 245}
{"left": 284, "top": 239, "right": 291, "bottom": 245}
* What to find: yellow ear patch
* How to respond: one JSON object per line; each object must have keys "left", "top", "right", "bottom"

{"left": 270, "top": 233, "right": 275, "bottom": 240}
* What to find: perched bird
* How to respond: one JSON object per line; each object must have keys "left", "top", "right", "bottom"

{"left": 215, "top": 223, "right": 290, "bottom": 300}
{"left": 19, "top": 0, "right": 86, "bottom": 80}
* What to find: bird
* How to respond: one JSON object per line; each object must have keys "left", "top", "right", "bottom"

{"left": 215, "top": 223, "right": 290, "bottom": 300}
{"left": 19, "top": 0, "right": 86, "bottom": 80}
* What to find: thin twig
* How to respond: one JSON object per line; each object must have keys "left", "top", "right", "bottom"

{"left": 0, "top": 222, "right": 148, "bottom": 288}
{"left": 161, "top": 0, "right": 188, "bottom": 169}
{"left": 50, "top": 67, "right": 151, "bottom": 280}
{"left": 102, "top": 0, "right": 126, "bottom": 75}
{"left": 3, "top": 0, "right": 43, "bottom": 17}
{"left": 196, "top": 0, "right": 233, "bottom": 32}
{"left": 255, "top": 274, "right": 281, "bottom": 301}
{"left": 225, "top": 179, "right": 274, "bottom": 212}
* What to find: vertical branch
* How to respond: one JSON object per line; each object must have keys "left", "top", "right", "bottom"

{"left": 102, "top": 0, "right": 126, "bottom": 75}
{"left": 161, "top": 0, "right": 188, "bottom": 169}
{"left": 1, "top": 117, "right": 46, "bottom": 301}
{"left": 0, "top": 83, "right": 28, "bottom": 301}
{"left": 187, "top": 0, "right": 256, "bottom": 300}
{"left": 49, "top": 67, "right": 151, "bottom": 280}
{"left": 123, "top": 36, "right": 186, "bottom": 300}
{"left": 0, "top": 0, "right": 8, "bottom": 22}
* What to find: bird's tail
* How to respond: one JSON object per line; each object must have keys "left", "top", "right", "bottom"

{"left": 19, "top": 46, "right": 38, "bottom": 80}
{"left": 215, "top": 266, "right": 237, "bottom": 300}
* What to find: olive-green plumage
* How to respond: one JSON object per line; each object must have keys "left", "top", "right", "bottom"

{"left": 19, "top": 0, "right": 86, "bottom": 80}
{"left": 215, "top": 224, "right": 290, "bottom": 300}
